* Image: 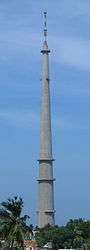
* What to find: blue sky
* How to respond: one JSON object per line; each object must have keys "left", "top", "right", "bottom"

{"left": 0, "top": 0, "right": 90, "bottom": 225}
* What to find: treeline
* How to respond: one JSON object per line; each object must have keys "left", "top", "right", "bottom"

{"left": 35, "top": 219, "right": 90, "bottom": 249}
{"left": 0, "top": 196, "right": 90, "bottom": 249}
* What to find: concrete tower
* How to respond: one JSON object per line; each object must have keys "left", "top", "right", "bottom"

{"left": 37, "top": 12, "right": 55, "bottom": 228}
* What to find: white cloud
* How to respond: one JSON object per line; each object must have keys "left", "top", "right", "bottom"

{"left": 51, "top": 36, "right": 90, "bottom": 71}
{"left": 52, "top": 115, "right": 90, "bottom": 131}
{"left": 59, "top": 0, "right": 90, "bottom": 17}
{"left": 0, "top": 109, "right": 90, "bottom": 131}
{"left": 57, "top": 82, "right": 90, "bottom": 97}
{"left": 0, "top": 110, "right": 39, "bottom": 129}
{"left": 0, "top": 32, "right": 90, "bottom": 71}
{"left": 0, "top": 0, "right": 90, "bottom": 72}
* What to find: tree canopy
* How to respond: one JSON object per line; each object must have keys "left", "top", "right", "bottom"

{"left": 0, "top": 196, "right": 32, "bottom": 248}
{"left": 35, "top": 219, "right": 90, "bottom": 249}
{"left": 0, "top": 196, "right": 90, "bottom": 250}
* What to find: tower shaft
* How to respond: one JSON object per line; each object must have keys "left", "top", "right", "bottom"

{"left": 37, "top": 15, "right": 55, "bottom": 227}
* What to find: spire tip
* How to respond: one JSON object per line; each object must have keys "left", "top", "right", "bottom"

{"left": 44, "top": 11, "right": 47, "bottom": 41}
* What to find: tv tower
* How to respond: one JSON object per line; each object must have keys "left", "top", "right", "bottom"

{"left": 37, "top": 12, "right": 55, "bottom": 228}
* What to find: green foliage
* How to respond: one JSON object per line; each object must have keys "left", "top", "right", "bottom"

{"left": 35, "top": 219, "right": 90, "bottom": 249}
{"left": 84, "top": 240, "right": 90, "bottom": 250}
{"left": 0, "top": 196, "right": 32, "bottom": 248}
{"left": 0, "top": 196, "right": 90, "bottom": 250}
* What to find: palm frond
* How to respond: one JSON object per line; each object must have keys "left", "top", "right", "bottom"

{"left": 0, "top": 196, "right": 31, "bottom": 245}
{"left": 1, "top": 197, "right": 23, "bottom": 217}
{"left": 0, "top": 209, "right": 10, "bottom": 219}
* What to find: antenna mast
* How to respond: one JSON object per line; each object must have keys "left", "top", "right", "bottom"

{"left": 44, "top": 11, "right": 47, "bottom": 41}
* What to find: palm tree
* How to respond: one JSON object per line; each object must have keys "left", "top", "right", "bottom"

{"left": 0, "top": 196, "right": 32, "bottom": 249}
